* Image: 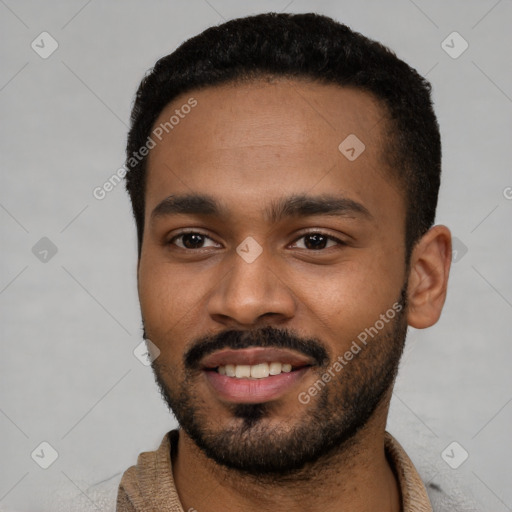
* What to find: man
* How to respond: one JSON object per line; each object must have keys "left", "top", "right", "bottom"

{"left": 116, "top": 12, "right": 463, "bottom": 511}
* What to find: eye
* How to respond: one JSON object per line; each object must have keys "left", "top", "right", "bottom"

{"left": 168, "top": 231, "right": 221, "bottom": 250}
{"left": 167, "top": 231, "right": 345, "bottom": 251}
{"left": 291, "top": 232, "right": 345, "bottom": 250}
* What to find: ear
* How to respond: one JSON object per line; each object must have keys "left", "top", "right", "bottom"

{"left": 407, "top": 225, "right": 452, "bottom": 329}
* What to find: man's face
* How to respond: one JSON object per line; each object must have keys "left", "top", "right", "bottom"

{"left": 138, "top": 79, "right": 409, "bottom": 474}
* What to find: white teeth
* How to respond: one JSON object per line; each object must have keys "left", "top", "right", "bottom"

{"left": 251, "top": 363, "right": 269, "bottom": 378}
{"left": 235, "top": 365, "right": 251, "bottom": 378}
{"left": 269, "top": 362, "right": 282, "bottom": 375}
{"left": 217, "top": 362, "right": 296, "bottom": 379}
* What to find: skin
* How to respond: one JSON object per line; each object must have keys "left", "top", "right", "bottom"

{"left": 137, "top": 78, "right": 452, "bottom": 512}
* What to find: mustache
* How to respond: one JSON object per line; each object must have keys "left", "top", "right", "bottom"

{"left": 184, "top": 326, "right": 329, "bottom": 370}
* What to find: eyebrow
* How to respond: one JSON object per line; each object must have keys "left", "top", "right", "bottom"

{"left": 150, "top": 193, "right": 373, "bottom": 224}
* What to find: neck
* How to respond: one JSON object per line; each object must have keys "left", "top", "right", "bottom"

{"left": 172, "top": 401, "right": 400, "bottom": 512}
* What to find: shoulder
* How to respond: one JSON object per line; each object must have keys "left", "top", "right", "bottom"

{"left": 46, "top": 431, "right": 176, "bottom": 512}
{"left": 387, "top": 429, "right": 484, "bottom": 511}
{"left": 43, "top": 471, "right": 122, "bottom": 512}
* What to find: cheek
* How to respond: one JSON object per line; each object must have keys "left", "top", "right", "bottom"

{"left": 294, "top": 255, "right": 403, "bottom": 342}
{"left": 138, "top": 259, "right": 203, "bottom": 342}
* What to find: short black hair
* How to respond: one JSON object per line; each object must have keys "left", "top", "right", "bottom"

{"left": 125, "top": 12, "right": 441, "bottom": 261}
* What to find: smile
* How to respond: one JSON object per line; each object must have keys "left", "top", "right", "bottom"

{"left": 217, "top": 362, "right": 293, "bottom": 378}
{"left": 200, "top": 347, "right": 314, "bottom": 403}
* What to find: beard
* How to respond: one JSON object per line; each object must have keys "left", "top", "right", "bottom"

{"left": 149, "top": 284, "right": 408, "bottom": 477}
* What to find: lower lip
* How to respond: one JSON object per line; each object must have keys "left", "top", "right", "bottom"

{"left": 204, "top": 368, "right": 309, "bottom": 404}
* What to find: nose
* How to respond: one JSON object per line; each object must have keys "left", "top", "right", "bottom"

{"left": 206, "top": 246, "right": 297, "bottom": 327}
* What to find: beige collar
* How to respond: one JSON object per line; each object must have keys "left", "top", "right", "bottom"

{"left": 117, "top": 430, "right": 433, "bottom": 511}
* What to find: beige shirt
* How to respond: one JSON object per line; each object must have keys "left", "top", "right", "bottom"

{"left": 116, "top": 430, "right": 433, "bottom": 511}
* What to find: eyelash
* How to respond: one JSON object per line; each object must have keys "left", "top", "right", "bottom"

{"left": 167, "top": 230, "right": 346, "bottom": 251}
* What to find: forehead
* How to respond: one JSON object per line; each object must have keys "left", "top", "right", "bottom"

{"left": 149, "top": 78, "right": 386, "bottom": 163}
{"left": 144, "top": 78, "right": 402, "bottom": 226}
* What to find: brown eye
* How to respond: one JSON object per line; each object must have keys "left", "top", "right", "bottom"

{"left": 169, "top": 232, "right": 220, "bottom": 250}
{"left": 292, "top": 232, "right": 344, "bottom": 250}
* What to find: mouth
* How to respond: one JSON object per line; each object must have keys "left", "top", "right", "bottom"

{"left": 217, "top": 361, "right": 296, "bottom": 378}
{"left": 200, "top": 347, "right": 314, "bottom": 404}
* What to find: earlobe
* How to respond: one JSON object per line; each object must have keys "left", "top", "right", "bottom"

{"left": 406, "top": 225, "right": 452, "bottom": 329}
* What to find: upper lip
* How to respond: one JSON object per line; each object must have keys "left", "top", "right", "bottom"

{"left": 200, "top": 347, "right": 315, "bottom": 369}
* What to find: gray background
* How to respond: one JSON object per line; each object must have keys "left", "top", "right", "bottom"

{"left": 1, "top": 0, "right": 511, "bottom": 510}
